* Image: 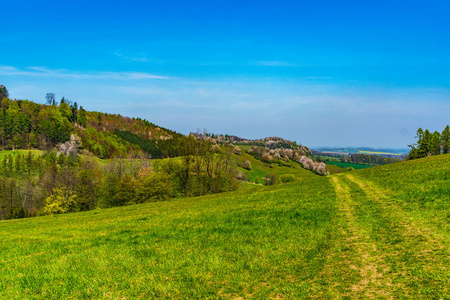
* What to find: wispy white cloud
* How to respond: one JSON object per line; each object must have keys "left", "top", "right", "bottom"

{"left": 0, "top": 65, "right": 170, "bottom": 80}
{"left": 304, "top": 76, "right": 332, "bottom": 79}
{"left": 253, "top": 61, "right": 298, "bottom": 67}
{"left": 113, "top": 51, "right": 149, "bottom": 63}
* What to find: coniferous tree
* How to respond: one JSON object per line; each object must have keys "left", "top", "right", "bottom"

{"left": 442, "top": 125, "right": 450, "bottom": 154}
{"left": 0, "top": 85, "right": 9, "bottom": 99}
{"left": 431, "top": 131, "right": 441, "bottom": 155}
{"left": 421, "top": 129, "right": 432, "bottom": 157}
{"left": 78, "top": 106, "right": 87, "bottom": 127}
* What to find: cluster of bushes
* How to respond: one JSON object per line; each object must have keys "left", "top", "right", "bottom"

{"left": 248, "top": 146, "right": 308, "bottom": 163}
{"left": 297, "top": 156, "right": 329, "bottom": 176}
{"left": 262, "top": 173, "right": 299, "bottom": 185}
{"left": 246, "top": 145, "right": 328, "bottom": 175}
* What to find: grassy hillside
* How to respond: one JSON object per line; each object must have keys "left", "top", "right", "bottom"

{"left": 236, "top": 152, "right": 317, "bottom": 183}
{"left": 1, "top": 155, "right": 450, "bottom": 298}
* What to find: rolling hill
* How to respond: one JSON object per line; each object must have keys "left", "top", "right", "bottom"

{"left": 1, "top": 154, "right": 449, "bottom": 298}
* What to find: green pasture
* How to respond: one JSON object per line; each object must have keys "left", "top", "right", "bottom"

{"left": 358, "top": 150, "right": 403, "bottom": 156}
{"left": 326, "top": 160, "right": 373, "bottom": 170}
{"left": 1, "top": 154, "right": 450, "bottom": 298}
{"left": 325, "top": 162, "right": 348, "bottom": 174}
{"left": 0, "top": 149, "right": 43, "bottom": 159}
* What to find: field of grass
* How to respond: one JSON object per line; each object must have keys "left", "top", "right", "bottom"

{"left": 325, "top": 162, "right": 348, "bottom": 174}
{"left": 358, "top": 150, "right": 403, "bottom": 156}
{"left": 326, "top": 160, "right": 373, "bottom": 170}
{"left": 0, "top": 149, "right": 43, "bottom": 159}
{"left": 1, "top": 155, "right": 450, "bottom": 298}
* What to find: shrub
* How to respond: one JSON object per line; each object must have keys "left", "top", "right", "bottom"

{"left": 240, "top": 160, "right": 251, "bottom": 170}
{"left": 280, "top": 174, "right": 298, "bottom": 183}
{"left": 263, "top": 173, "right": 280, "bottom": 185}
{"left": 236, "top": 171, "right": 248, "bottom": 181}
{"left": 135, "top": 172, "right": 175, "bottom": 203}
{"left": 212, "top": 144, "right": 220, "bottom": 153}
{"left": 233, "top": 146, "right": 242, "bottom": 155}
{"left": 44, "top": 188, "right": 76, "bottom": 215}
{"left": 261, "top": 152, "right": 273, "bottom": 162}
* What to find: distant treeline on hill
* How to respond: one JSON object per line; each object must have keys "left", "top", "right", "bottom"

{"left": 408, "top": 126, "right": 450, "bottom": 159}
{"left": 339, "top": 153, "right": 402, "bottom": 166}
{"left": 0, "top": 86, "right": 188, "bottom": 159}
{"left": 191, "top": 130, "right": 310, "bottom": 153}
{"left": 311, "top": 150, "right": 403, "bottom": 166}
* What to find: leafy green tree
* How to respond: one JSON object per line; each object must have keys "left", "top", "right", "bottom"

{"left": 99, "top": 173, "right": 119, "bottom": 208}
{"left": 70, "top": 102, "right": 78, "bottom": 123}
{"left": 135, "top": 172, "right": 175, "bottom": 203}
{"left": 59, "top": 102, "right": 73, "bottom": 121}
{"left": 71, "top": 158, "right": 101, "bottom": 210}
{"left": 442, "top": 125, "right": 450, "bottom": 154}
{"left": 37, "top": 105, "right": 74, "bottom": 144}
{"left": 0, "top": 85, "right": 8, "bottom": 99}
{"left": 25, "top": 151, "right": 33, "bottom": 178}
{"left": 114, "top": 175, "right": 136, "bottom": 206}
{"left": 0, "top": 177, "right": 23, "bottom": 220}
{"left": 44, "top": 188, "right": 76, "bottom": 215}
{"left": 431, "top": 131, "right": 441, "bottom": 155}
{"left": 78, "top": 106, "right": 87, "bottom": 127}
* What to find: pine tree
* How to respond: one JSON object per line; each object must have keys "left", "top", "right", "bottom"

{"left": 442, "top": 125, "right": 450, "bottom": 154}
{"left": 78, "top": 106, "right": 87, "bottom": 127}
{"left": 431, "top": 131, "right": 441, "bottom": 155}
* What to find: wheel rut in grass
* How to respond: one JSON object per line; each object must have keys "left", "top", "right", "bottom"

{"left": 346, "top": 173, "right": 448, "bottom": 253}
{"left": 330, "top": 176, "right": 393, "bottom": 298}
{"left": 331, "top": 173, "right": 450, "bottom": 298}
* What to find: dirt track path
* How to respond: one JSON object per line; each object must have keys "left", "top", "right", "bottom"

{"left": 328, "top": 174, "right": 450, "bottom": 298}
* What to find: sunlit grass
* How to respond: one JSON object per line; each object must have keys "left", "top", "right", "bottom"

{"left": 1, "top": 154, "right": 450, "bottom": 298}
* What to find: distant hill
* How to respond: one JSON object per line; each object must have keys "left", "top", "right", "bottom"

{"left": 192, "top": 131, "right": 311, "bottom": 154}
{"left": 0, "top": 96, "right": 189, "bottom": 159}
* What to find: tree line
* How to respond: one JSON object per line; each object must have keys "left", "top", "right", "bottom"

{"left": 339, "top": 153, "right": 402, "bottom": 165}
{"left": 408, "top": 126, "right": 450, "bottom": 159}
{"left": 0, "top": 137, "right": 239, "bottom": 220}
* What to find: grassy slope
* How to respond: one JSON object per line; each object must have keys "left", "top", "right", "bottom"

{"left": 325, "top": 162, "right": 347, "bottom": 174}
{"left": 237, "top": 152, "right": 317, "bottom": 183}
{"left": 1, "top": 155, "right": 450, "bottom": 298}
{"left": 0, "top": 177, "right": 336, "bottom": 299}
{"left": 326, "top": 160, "right": 373, "bottom": 170}
{"left": 0, "top": 150, "right": 43, "bottom": 159}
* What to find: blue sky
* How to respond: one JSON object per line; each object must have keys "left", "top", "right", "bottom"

{"left": 1, "top": 0, "right": 449, "bottom": 147}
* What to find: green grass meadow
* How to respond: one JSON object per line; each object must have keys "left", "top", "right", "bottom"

{"left": 1, "top": 155, "right": 450, "bottom": 298}
{"left": 326, "top": 160, "right": 373, "bottom": 170}
{"left": 0, "top": 149, "right": 43, "bottom": 159}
